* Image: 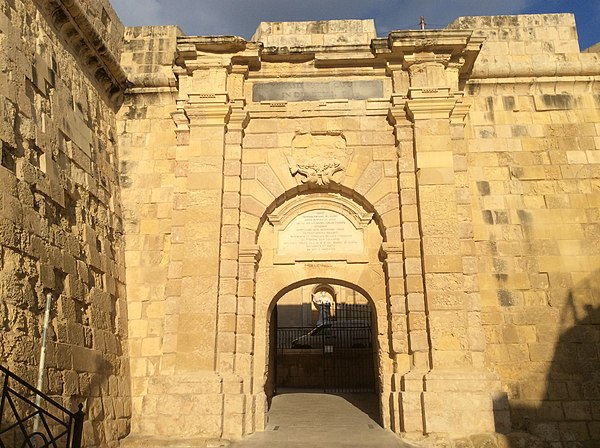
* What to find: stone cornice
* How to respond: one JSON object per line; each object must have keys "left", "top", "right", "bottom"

{"left": 372, "top": 29, "right": 484, "bottom": 81}
{"left": 175, "top": 37, "right": 262, "bottom": 74}
{"left": 174, "top": 29, "right": 484, "bottom": 78}
{"left": 36, "top": 0, "right": 128, "bottom": 105}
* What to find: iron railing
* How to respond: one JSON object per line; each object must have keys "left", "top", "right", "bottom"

{"left": 0, "top": 364, "right": 84, "bottom": 448}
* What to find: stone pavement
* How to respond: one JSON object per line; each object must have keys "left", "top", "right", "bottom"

{"left": 228, "top": 391, "right": 421, "bottom": 448}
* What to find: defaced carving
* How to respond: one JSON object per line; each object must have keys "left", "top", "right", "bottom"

{"left": 287, "top": 132, "right": 351, "bottom": 187}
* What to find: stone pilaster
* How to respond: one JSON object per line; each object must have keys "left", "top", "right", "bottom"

{"left": 216, "top": 72, "right": 249, "bottom": 376}
{"left": 174, "top": 90, "right": 231, "bottom": 373}
{"left": 383, "top": 30, "right": 500, "bottom": 436}
{"left": 388, "top": 94, "right": 430, "bottom": 437}
{"left": 236, "top": 245, "right": 262, "bottom": 434}
{"left": 215, "top": 66, "right": 253, "bottom": 437}
{"left": 144, "top": 91, "right": 232, "bottom": 438}
{"left": 405, "top": 53, "right": 498, "bottom": 437}
{"left": 379, "top": 242, "right": 409, "bottom": 432}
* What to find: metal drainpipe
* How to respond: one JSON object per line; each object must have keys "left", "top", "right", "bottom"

{"left": 33, "top": 292, "right": 53, "bottom": 433}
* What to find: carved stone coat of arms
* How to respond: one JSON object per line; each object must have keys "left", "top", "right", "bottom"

{"left": 286, "top": 132, "right": 352, "bottom": 187}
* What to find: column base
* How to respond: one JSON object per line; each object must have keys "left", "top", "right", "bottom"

{"left": 130, "top": 372, "right": 252, "bottom": 441}
{"left": 421, "top": 369, "right": 501, "bottom": 436}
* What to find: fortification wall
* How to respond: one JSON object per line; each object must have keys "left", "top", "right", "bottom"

{"left": 456, "top": 14, "right": 600, "bottom": 446}
{"left": 2, "top": 6, "right": 597, "bottom": 447}
{"left": 0, "top": 0, "right": 129, "bottom": 446}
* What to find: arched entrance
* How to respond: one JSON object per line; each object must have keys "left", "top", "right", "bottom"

{"left": 273, "top": 282, "right": 377, "bottom": 393}
{"left": 248, "top": 190, "right": 397, "bottom": 432}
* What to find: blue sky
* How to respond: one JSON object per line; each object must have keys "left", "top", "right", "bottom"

{"left": 110, "top": 0, "right": 600, "bottom": 50}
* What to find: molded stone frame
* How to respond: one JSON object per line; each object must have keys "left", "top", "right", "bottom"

{"left": 247, "top": 183, "right": 398, "bottom": 433}
{"left": 267, "top": 194, "right": 374, "bottom": 264}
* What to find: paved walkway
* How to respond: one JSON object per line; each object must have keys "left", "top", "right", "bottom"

{"left": 229, "top": 391, "right": 421, "bottom": 448}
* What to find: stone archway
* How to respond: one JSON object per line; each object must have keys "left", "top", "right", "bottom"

{"left": 259, "top": 277, "right": 386, "bottom": 426}
{"left": 245, "top": 190, "right": 398, "bottom": 432}
{"left": 268, "top": 280, "right": 379, "bottom": 395}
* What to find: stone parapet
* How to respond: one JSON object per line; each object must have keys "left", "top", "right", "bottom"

{"left": 448, "top": 14, "right": 600, "bottom": 79}
{"left": 252, "top": 19, "right": 377, "bottom": 47}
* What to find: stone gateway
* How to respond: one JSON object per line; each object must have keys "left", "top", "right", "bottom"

{"left": 0, "top": 2, "right": 599, "bottom": 447}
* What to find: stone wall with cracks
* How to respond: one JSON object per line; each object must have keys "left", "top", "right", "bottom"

{"left": 0, "top": 0, "right": 130, "bottom": 447}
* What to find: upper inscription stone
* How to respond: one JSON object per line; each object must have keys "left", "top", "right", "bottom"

{"left": 253, "top": 80, "right": 383, "bottom": 102}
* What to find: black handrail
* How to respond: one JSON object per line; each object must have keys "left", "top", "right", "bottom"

{"left": 0, "top": 364, "right": 84, "bottom": 448}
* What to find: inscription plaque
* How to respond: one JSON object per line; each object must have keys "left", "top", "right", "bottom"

{"left": 253, "top": 80, "right": 383, "bottom": 102}
{"left": 278, "top": 209, "right": 363, "bottom": 256}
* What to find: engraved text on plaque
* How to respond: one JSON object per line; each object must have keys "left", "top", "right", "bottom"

{"left": 278, "top": 210, "right": 363, "bottom": 256}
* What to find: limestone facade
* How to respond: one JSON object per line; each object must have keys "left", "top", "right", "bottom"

{"left": 1, "top": 3, "right": 600, "bottom": 448}
{"left": 117, "top": 14, "right": 600, "bottom": 447}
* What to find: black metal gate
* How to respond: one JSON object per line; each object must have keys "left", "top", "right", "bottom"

{"left": 276, "top": 303, "right": 376, "bottom": 393}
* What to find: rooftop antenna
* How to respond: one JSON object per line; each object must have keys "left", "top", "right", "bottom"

{"left": 420, "top": 16, "right": 426, "bottom": 31}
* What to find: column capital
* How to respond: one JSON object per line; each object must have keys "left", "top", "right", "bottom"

{"left": 380, "top": 242, "right": 403, "bottom": 260}
{"left": 405, "top": 96, "right": 466, "bottom": 122}
{"left": 239, "top": 245, "right": 262, "bottom": 263}
{"left": 171, "top": 107, "right": 190, "bottom": 146}
{"left": 227, "top": 99, "right": 250, "bottom": 132}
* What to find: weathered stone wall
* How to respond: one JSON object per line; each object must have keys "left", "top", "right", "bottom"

{"left": 4, "top": 5, "right": 598, "bottom": 448}
{"left": 0, "top": 0, "right": 129, "bottom": 446}
{"left": 117, "top": 25, "right": 184, "bottom": 440}
{"left": 455, "top": 14, "right": 600, "bottom": 446}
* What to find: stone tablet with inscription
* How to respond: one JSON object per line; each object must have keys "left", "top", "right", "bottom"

{"left": 253, "top": 80, "right": 383, "bottom": 102}
{"left": 276, "top": 209, "right": 364, "bottom": 262}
